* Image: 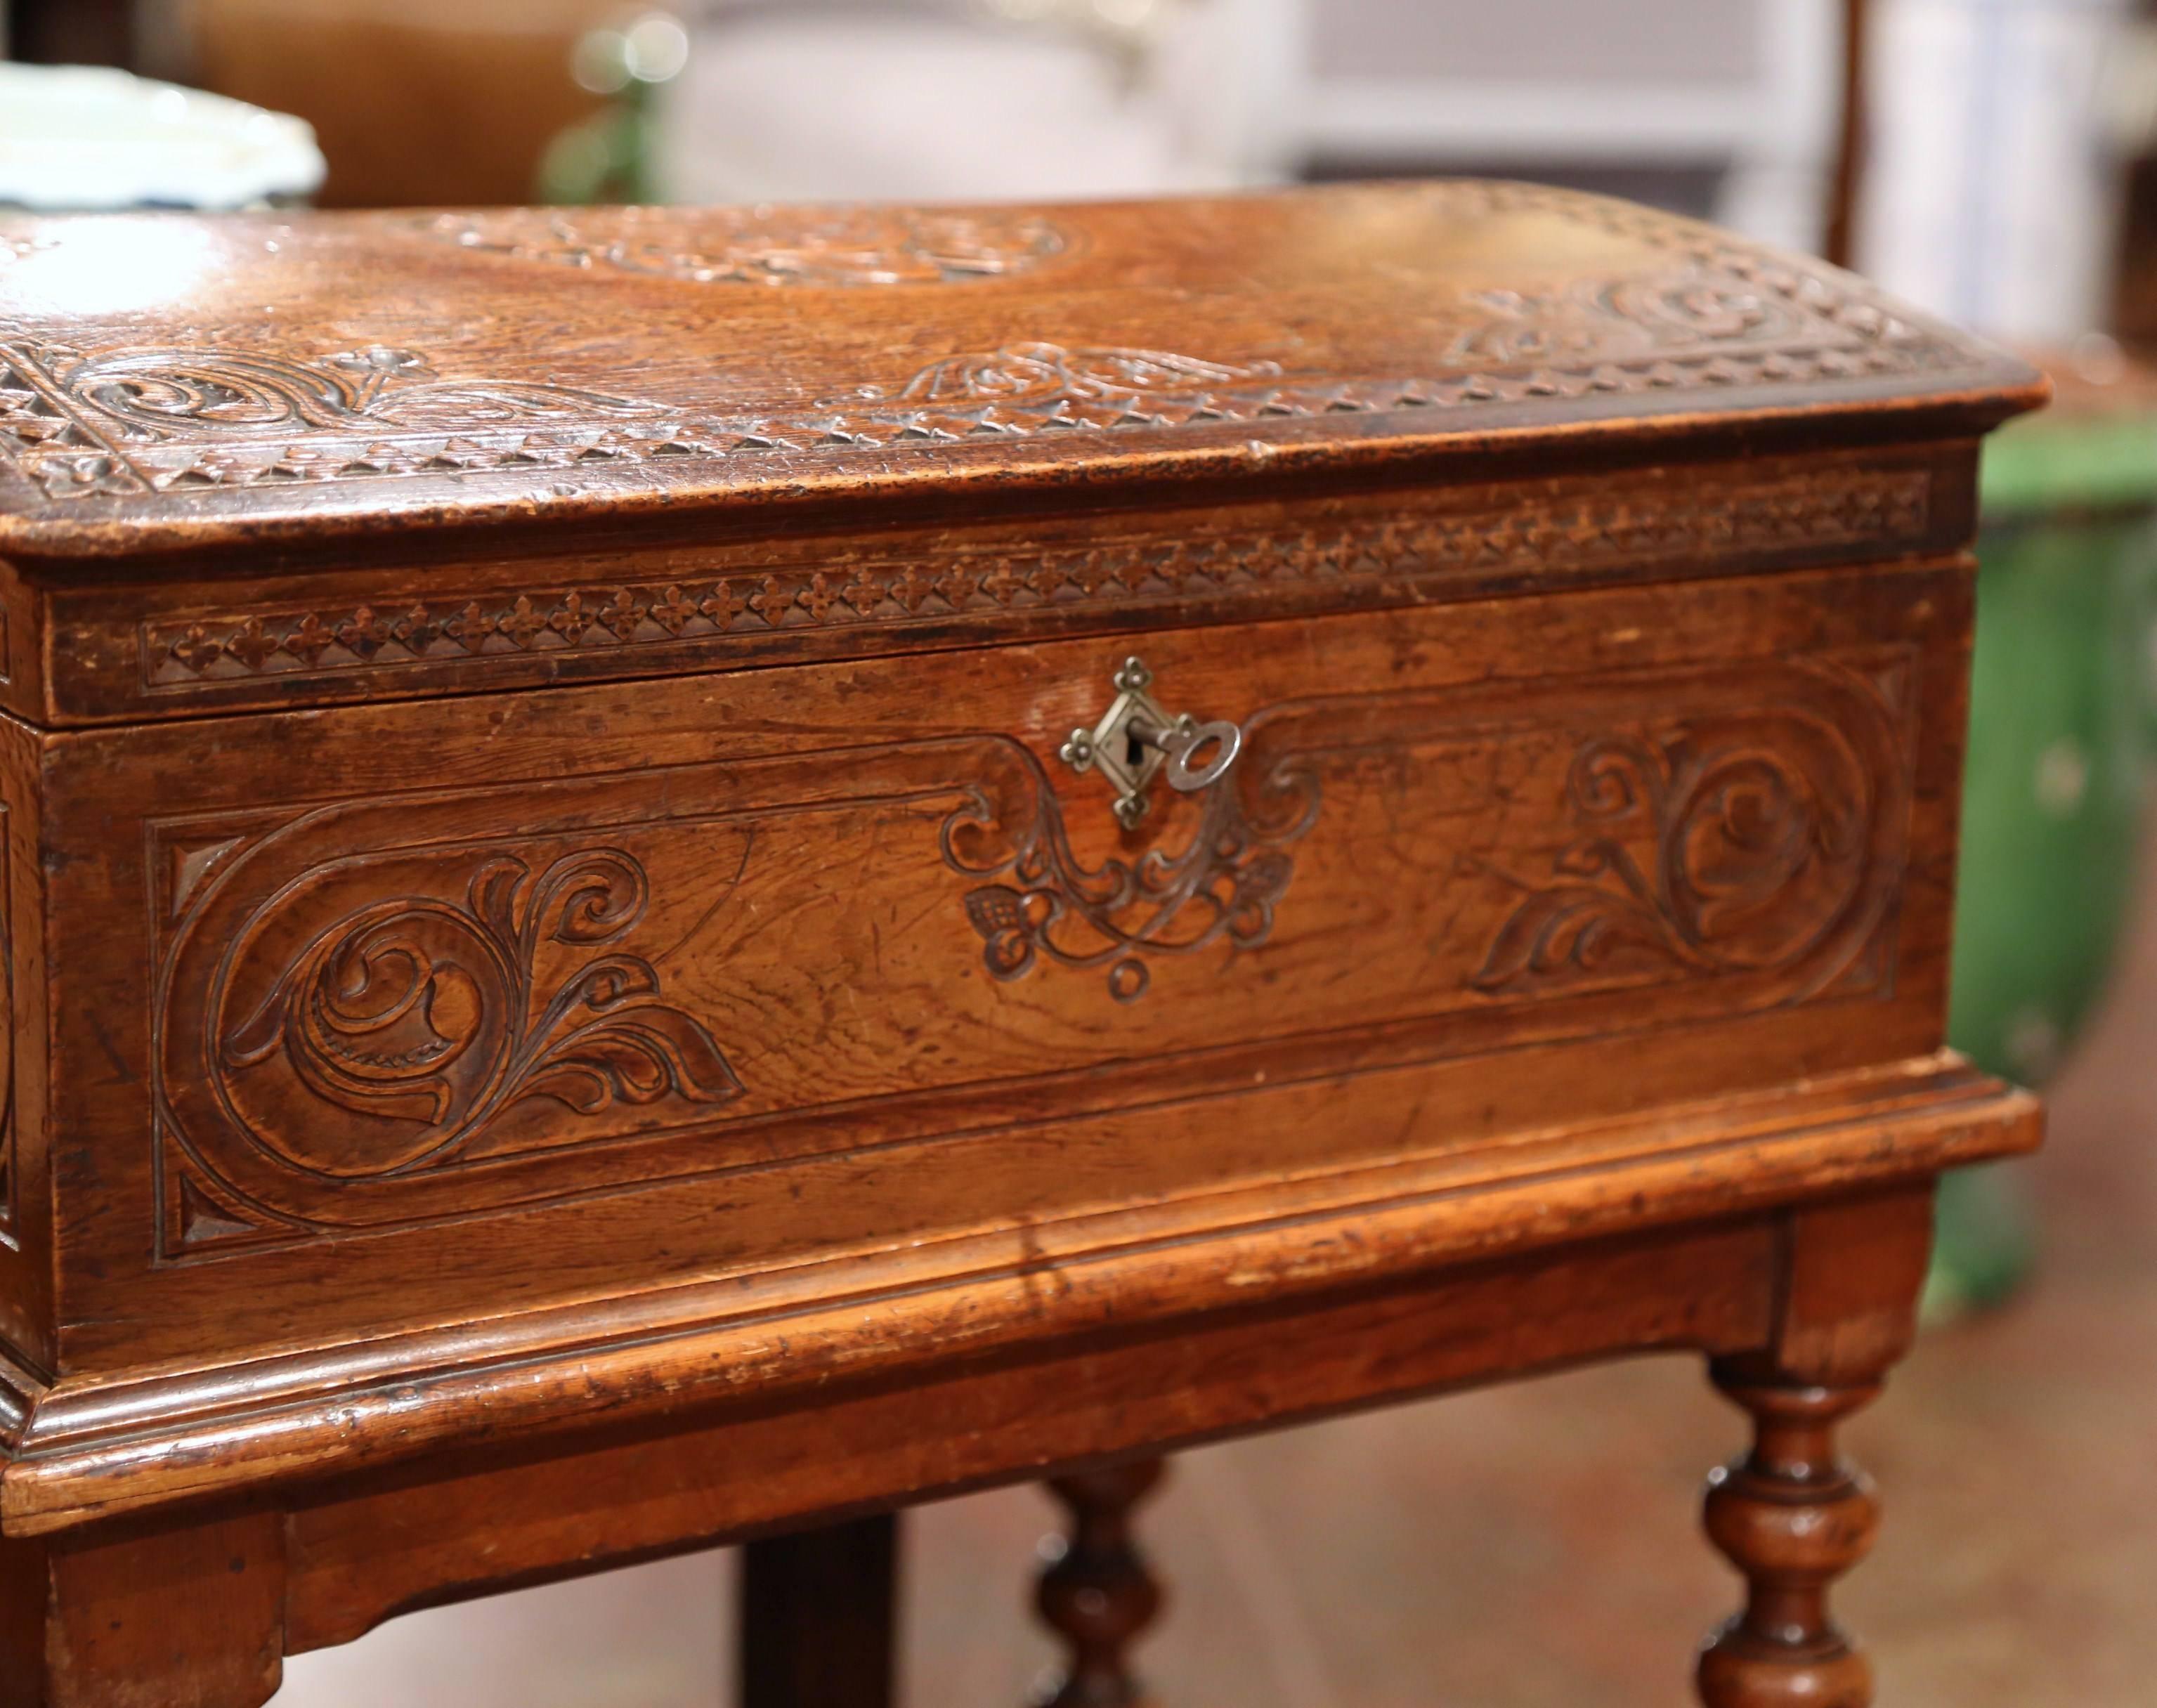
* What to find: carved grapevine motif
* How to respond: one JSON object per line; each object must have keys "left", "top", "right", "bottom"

{"left": 217, "top": 847, "right": 741, "bottom": 1178}
{"left": 417, "top": 205, "right": 1069, "bottom": 286}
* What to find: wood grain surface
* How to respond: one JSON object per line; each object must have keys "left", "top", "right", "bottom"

{"left": 0, "top": 183, "right": 2038, "bottom": 566}
{"left": 0, "top": 181, "right": 2049, "bottom": 1707}
{"left": 6, "top": 564, "right": 1976, "bottom": 1381}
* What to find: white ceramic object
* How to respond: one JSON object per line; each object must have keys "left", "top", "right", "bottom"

{"left": 0, "top": 63, "right": 326, "bottom": 211}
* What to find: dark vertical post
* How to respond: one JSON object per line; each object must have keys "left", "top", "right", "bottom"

{"left": 8, "top": 0, "right": 136, "bottom": 67}
{"left": 1824, "top": 0, "right": 1871, "bottom": 266}
{"left": 740, "top": 1511, "right": 901, "bottom": 1708}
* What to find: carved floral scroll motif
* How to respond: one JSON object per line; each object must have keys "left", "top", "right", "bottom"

{"left": 154, "top": 749, "right": 1014, "bottom": 1247}
{"left": 946, "top": 737, "right": 1323, "bottom": 1004}
{"left": 1473, "top": 665, "right": 1912, "bottom": 1001}
{"left": 216, "top": 847, "right": 741, "bottom": 1176}
{"left": 417, "top": 205, "right": 1070, "bottom": 286}
{"left": 948, "top": 656, "right": 1909, "bottom": 1008}
{"left": 0, "top": 335, "right": 668, "bottom": 502}
{"left": 157, "top": 823, "right": 748, "bottom": 1251}
{"left": 877, "top": 343, "right": 1280, "bottom": 410}
{"left": 4, "top": 181, "right": 1974, "bottom": 507}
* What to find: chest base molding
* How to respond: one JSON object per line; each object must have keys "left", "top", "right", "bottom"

{"left": 0, "top": 1050, "right": 2033, "bottom": 1537}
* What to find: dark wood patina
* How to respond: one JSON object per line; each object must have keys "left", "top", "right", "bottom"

{"left": 0, "top": 181, "right": 2042, "bottom": 1707}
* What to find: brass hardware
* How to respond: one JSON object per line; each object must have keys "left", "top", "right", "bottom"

{"left": 1059, "top": 656, "right": 1244, "bottom": 829}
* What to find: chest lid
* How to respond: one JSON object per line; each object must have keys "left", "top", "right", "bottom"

{"left": 0, "top": 181, "right": 2040, "bottom": 568}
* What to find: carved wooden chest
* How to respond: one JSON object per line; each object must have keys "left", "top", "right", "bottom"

{"left": 0, "top": 185, "right": 2043, "bottom": 1707}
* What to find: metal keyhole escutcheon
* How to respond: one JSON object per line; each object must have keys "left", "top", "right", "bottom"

{"left": 1058, "top": 656, "right": 1245, "bottom": 829}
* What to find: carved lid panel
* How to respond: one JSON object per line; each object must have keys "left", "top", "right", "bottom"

{"left": 0, "top": 181, "right": 2040, "bottom": 566}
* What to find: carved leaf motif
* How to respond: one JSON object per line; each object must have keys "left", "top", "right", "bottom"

{"left": 517, "top": 1005, "right": 741, "bottom": 1116}
{"left": 219, "top": 847, "right": 741, "bottom": 1175}
{"left": 1471, "top": 881, "right": 1679, "bottom": 990}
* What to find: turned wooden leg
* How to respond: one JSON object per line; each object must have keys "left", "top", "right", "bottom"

{"left": 1697, "top": 1371, "right": 1882, "bottom": 1708}
{"left": 739, "top": 1511, "right": 900, "bottom": 1708}
{"left": 1695, "top": 1187, "right": 1934, "bottom": 1708}
{"left": 1033, "top": 1459, "right": 1166, "bottom": 1708}
{"left": 0, "top": 1511, "right": 287, "bottom": 1708}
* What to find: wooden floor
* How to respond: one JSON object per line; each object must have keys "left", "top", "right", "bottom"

{"left": 282, "top": 866, "right": 2157, "bottom": 1708}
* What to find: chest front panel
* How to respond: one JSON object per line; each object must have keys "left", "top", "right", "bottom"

{"left": 33, "top": 555, "right": 1971, "bottom": 1369}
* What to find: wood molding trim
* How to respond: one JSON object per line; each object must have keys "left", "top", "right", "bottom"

{"left": 2, "top": 1052, "right": 2034, "bottom": 1536}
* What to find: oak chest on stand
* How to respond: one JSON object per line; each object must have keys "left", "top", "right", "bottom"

{"left": 0, "top": 183, "right": 2042, "bottom": 1707}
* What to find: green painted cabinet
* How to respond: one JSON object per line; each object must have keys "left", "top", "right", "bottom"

{"left": 1938, "top": 372, "right": 2157, "bottom": 1313}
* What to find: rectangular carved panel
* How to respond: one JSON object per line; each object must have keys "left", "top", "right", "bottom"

{"left": 133, "top": 471, "right": 1930, "bottom": 691}
{"left": 36, "top": 563, "right": 1970, "bottom": 1368}
{"left": 148, "top": 656, "right": 1912, "bottom": 1253}
{"left": 30, "top": 448, "right": 1966, "bottom": 726}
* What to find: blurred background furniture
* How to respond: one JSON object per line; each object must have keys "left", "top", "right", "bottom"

{"left": 1, "top": 0, "right": 1842, "bottom": 235}
{"left": 1299, "top": 0, "right": 1841, "bottom": 248}
{"left": 182, "top": 0, "right": 618, "bottom": 208}
{"left": 1928, "top": 339, "right": 2157, "bottom": 1313}
{"left": 656, "top": 0, "right": 1300, "bottom": 203}
{"left": 0, "top": 0, "right": 133, "bottom": 65}
{"left": 1855, "top": 0, "right": 2127, "bottom": 345}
